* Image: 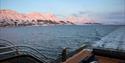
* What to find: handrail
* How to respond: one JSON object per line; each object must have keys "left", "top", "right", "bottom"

{"left": 0, "top": 45, "right": 54, "bottom": 63}
{"left": 0, "top": 46, "right": 48, "bottom": 58}
{"left": 0, "top": 39, "right": 19, "bottom": 55}
{"left": 0, "top": 39, "right": 15, "bottom": 46}
{"left": 0, "top": 50, "right": 16, "bottom": 55}
{"left": 52, "top": 44, "right": 87, "bottom": 63}
{"left": 0, "top": 50, "right": 48, "bottom": 63}
{"left": 16, "top": 50, "right": 50, "bottom": 63}
{"left": 0, "top": 39, "right": 56, "bottom": 62}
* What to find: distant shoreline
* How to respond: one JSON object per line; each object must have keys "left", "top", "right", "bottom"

{"left": 0, "top": 24, "right": 74, "bottom": 28}
{"left": 0, "top": 24, "right": 125, "bottom": 29}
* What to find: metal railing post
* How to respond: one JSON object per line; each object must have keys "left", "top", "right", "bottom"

{"left": 61, "top": 47, "right": 67, "bottom": 62}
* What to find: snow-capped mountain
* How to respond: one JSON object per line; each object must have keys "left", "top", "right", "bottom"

{"left": 0, "top": 9, "right": 94, "bottom": 27}
{"left": 26, "top": 12, "right": 61, "bottom": 21}
{"left": 66, "top": 16, "right": 94, "bottom": 25}
{"left": 0, "top": 10, "right": 25, "bottom": 23}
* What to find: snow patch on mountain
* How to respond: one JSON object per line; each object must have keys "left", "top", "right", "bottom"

{"left": 66, "top": 16, "right": 94, "bottom": 24}
{"left": 0, "top": 9, "right": 95, "bottom": 27}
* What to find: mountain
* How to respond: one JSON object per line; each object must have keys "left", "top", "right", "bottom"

{"left": 0, "top": 9, "right": 94, "bottom": 27}
{"left": 66, "top": 16, "right": 94, "bottom": 25}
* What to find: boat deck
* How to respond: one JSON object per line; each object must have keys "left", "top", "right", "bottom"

{"left": 63, "top": 49, "right": 125, "bottom": 63}
{"left": 95, "top": 56, "right": 125, "bottom": 63}
{"left": 63, "top": 50, "right": 91, "bottom": 63}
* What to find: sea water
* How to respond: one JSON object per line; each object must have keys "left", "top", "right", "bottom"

{"left": 0, "top": 25, "right": 122, "bottom": 60}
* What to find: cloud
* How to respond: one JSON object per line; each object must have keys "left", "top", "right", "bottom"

{"left": 96, "top": 11, "right": 125, "bottom": 25}
{"left": 106, "top": 12, "right": 125, "bottom": 19}
{"left": 71, "top": 11, "right": 91, "bottom": 17}
{"left": 78, "top": 11, "right": 88, "bottom": 15}
{"left": 71, "top": 11, "right": 125, "bottom": 25}
{"left": 71, "top": 13, "right": 81, "bottom": 17}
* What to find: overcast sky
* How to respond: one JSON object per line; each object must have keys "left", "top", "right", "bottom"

{"left": 0, "top": 0, "right": 125, "bottom": 24}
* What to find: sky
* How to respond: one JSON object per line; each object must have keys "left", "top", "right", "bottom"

{"left": 0, "top": 0, "right": 125, "bottom": 24}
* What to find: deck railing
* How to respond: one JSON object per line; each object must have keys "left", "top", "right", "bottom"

{"left": 51, "top": 44, "right": 87, "bottom": 63}
{"left": 0, "top": 39, "right": 53, "bottom": 63}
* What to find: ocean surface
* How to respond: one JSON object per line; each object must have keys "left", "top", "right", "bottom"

{"left": 0, "top": 25, "right": 124, "bottom": 60}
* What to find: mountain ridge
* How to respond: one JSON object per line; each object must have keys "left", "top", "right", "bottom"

{"left": 0, "top": 9, "right": 95, "bottom": 27}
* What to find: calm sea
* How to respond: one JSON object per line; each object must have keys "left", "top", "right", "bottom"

{"left": 0, "top": 25, "right": 120, "bottom": 60}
